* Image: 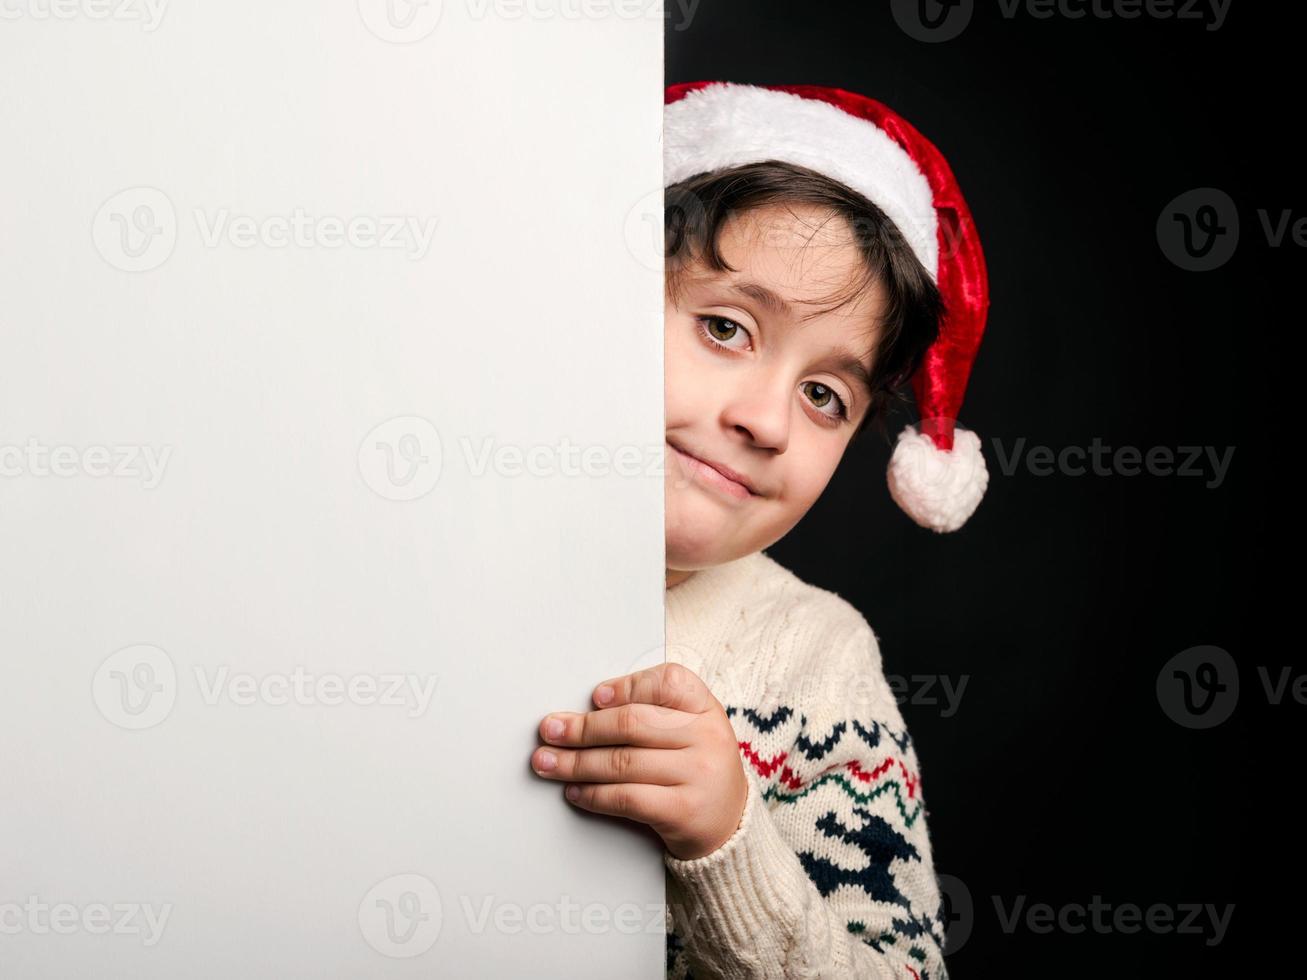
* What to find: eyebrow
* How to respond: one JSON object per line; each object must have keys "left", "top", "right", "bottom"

{"left": 725, "top": 279, "right": 875, "bottom": 398}
{"left": 729, "top": 280, "right": 794, "bottom": 318}
{"left": 825, "top": 349, "right": 874, "bottom": 398}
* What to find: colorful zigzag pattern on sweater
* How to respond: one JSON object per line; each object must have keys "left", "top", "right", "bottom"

{"left": 666, "top": 703, "right": 949, "bottom": 979}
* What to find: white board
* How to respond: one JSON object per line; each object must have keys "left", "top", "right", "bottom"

{"left": 0, "top": 3, "right": 666, "bottom": 976}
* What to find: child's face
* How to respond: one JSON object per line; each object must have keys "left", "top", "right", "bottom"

{"left": 665, "top": 202, "right": 886, "bottom": 571}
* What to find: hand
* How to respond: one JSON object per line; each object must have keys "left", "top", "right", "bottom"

{"left": 529, "top": 662, "right": 750, "bottom": 861}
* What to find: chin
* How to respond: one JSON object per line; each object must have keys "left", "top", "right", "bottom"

{"left": 664, "top": 494, "right": 730, "bottom": 570}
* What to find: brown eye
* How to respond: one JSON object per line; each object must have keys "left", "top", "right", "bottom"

{"left": 696, "top": 316, "right": 751, "bottom": 352}
{"left": 802, "top": 381, "right": 848, "bottom": 422}
{"left": 705, "top": 317, "right": 739, "bottom": 341}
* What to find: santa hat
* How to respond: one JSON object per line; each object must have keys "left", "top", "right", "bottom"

{"left": 664, "top": 81, "right": 990, "bottom": 533}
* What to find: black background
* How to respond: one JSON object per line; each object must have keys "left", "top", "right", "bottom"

{"left": 668, "top": 2, "right": 1292, "bottom": 975}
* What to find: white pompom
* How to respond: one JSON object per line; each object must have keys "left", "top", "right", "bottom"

{"left": 886, "top": 424, "right": 988, "bottom": 533}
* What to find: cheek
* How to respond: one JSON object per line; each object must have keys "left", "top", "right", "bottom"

{"left": 663, "top": 314, "right": 703, "bottom": 412}
{"left": 778, "top": 440, "right": 846, "bottom": 508}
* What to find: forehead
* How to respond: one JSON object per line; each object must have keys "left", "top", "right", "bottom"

{"left": 689, "top": 202, "right": 885, "bottom": 339}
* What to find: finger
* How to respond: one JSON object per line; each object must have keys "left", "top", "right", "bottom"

{"left": 592, "top": 662, "right": 715, "bottom": 715}
{"left": 540, "top": 702, "right": 697, "bottom": 749}
{"left": 562, "top": 780, "right": 676, "bottom": 829}
{"left": 532, "top": 744, "right": 684, "bottom": 786}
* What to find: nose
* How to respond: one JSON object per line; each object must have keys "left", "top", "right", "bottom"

{"left": 720, "top": 374, "right": 790, "bottom": 454}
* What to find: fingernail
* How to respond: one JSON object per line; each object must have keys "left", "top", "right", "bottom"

{"left": 536, "top": 750, "right": 557, "bottom": 772}
{"left": 595, "top": 685, "right": 614, "bottom": 706}
{"left": 565, "top": 785, "right": 580, "bottom": 801}
{"left": 545, "top": 718, "right": 564, "bottom": 739}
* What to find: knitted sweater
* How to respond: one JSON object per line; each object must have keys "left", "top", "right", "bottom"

{"left": 663, "top": 549, "right": 949, "bottom": 980}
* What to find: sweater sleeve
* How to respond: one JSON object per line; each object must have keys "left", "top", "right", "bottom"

{"left": 663, "top": 625, "right": 949, "bottom": 980}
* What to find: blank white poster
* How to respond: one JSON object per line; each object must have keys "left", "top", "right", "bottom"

{"left": 0, "top": 3, "right": 665, "bottom": 977}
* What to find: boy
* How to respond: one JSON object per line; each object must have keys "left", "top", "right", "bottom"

{"left": 530, "top": 82, "right": 990, "bottom": 979}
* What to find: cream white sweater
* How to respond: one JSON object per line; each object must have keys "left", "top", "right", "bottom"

{"left": 663, "top": 549, "right": 949, "bottom": 980}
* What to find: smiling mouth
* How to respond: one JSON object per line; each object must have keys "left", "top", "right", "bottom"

{"left": 667, "top": 441, "right": 759, "bottom": 501}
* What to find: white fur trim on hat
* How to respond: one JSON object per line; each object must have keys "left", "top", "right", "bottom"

{"left": 664, "top": 82, "right": 939, "bottom": 278}
{"left": 886, "top": 424, "right": 988, "bottom": 533}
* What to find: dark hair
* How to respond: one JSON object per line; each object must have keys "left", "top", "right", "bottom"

{"left": 664, "top": 160, "right": 941, "bottom": 442}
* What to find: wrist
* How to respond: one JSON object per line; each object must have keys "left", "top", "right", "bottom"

{"left": 665, "top": 769, "right": 752, "bottom": 862}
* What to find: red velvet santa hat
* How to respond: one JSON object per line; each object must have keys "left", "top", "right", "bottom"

{"left": 664, "top": 81, "right": 990, "bottom": 533}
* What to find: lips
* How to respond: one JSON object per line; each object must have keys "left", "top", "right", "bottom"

{"left": 667, "top": 439, "right": 761, "bottom": 498}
